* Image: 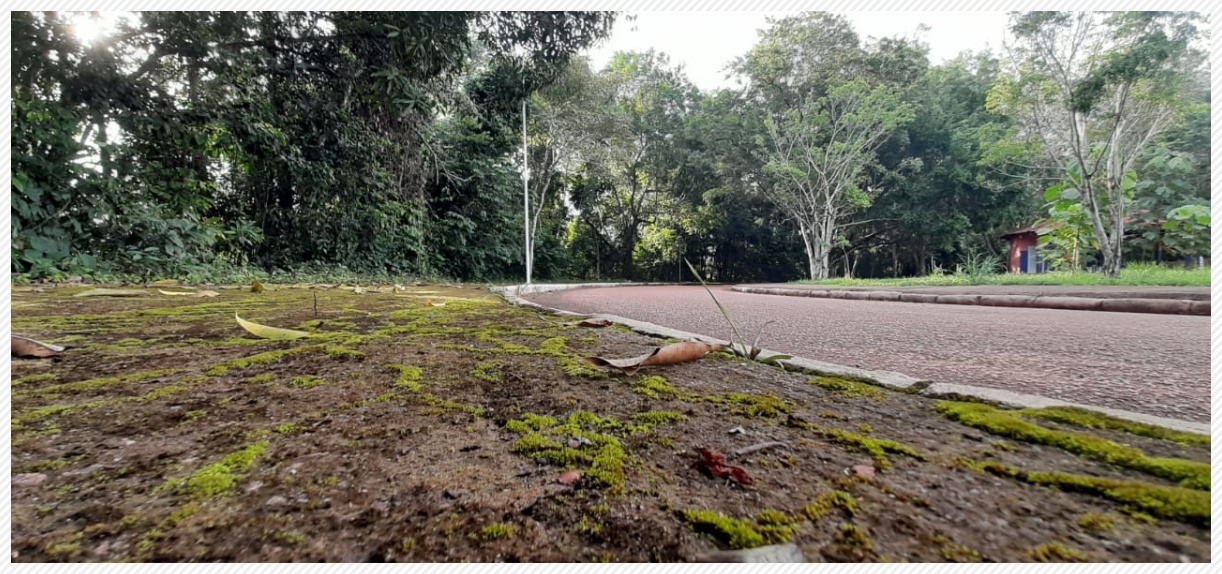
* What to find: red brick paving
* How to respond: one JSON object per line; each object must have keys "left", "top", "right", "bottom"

{"left": 527, "top": 285, "right": 1209, "bottom": 423}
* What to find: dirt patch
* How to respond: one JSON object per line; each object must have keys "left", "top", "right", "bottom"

{"left": 9, "top": 285, "right": 1210, "bottom": 562}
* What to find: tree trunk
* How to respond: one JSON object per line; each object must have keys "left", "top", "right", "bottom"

{"left": 799, "top": 221, "right": 831, "bottom": 281}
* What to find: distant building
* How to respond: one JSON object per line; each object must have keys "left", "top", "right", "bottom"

{"left": 1001, "top": 223, "right": 1055, "bottom": 273}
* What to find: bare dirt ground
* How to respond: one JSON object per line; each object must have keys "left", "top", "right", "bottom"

{"left": 9, "top": 285, "right": 1210, "bottom": 562}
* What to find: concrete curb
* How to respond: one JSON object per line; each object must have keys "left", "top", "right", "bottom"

{"left": 730, "top": 286, "right": 1210, "bottom": 316}
{"left": 493, "top": 283, "right": 1209, "bottom": 436}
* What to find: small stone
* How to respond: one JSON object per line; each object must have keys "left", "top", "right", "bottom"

{"left": 265, "top": 495, "right": 289, "bottom": 507}
{"left": 696, "top": 543, "right": 805, "bottom": 562}
{"left": 566, "top": 436, "right": 593, "bottom": 448}
{"left": 558, "top": 470, "right": 582, "bottom": 485}
{"left": 728, "top": 427, "right": 747, "bottom": 435}
{"left": 852, "top": 465, "right": 876, "bottom": 480}
{"left": 245, "top": 480, "right": 265, "bottom": 493}
{"left": 12, "top": 473, "right": 48, "bottom": 487}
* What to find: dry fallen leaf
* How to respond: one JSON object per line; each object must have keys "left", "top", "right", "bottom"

{"left": 157, "top": 289, "right": 195, "bottom": 296}
{"left": 393, "top": 284, "right": 403, "bottom": 294}
{"left": 584, "top": 340, "right": 727, "bottom": 375}
{"left": 194, "top": 290, "right": 220, "bottom": 298}
{"left": 558, "top": 470, "right": 582, "bottom": 485}
{"left": 234, "top": 313, "right": 310, "bottom": 340}
{"left": 250, "top": 280, "right": 265, "bottom": 293}
{"left": 73, "top": 288, "right": 147, "bottom": 297}
{"left": 426, "top": 299, "right": 447, "bottom": 307}
{"left": 12, "top": 336, "right": 66, "bottom": 358}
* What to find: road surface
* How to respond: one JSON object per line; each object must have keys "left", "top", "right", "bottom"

{"left": 526, "top": 285, "right": 1210, "bottom": 423}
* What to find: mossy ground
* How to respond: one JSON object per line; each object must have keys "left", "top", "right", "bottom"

{"left": 8, "top": 284, "right": 1210, "bottom": 562}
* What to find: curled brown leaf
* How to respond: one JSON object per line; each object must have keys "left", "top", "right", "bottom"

{"left": 584, "top": 340, "right": 727, "bottom": 375}
{"left": 12, "top": 336, "right": 65, "bottom": 358}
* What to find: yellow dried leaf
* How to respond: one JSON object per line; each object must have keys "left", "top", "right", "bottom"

{"left": 234, "top": 313, "right": 310, "bottom": 340}
{"left": 194, "top": 290, "right": 220, "bottom": 298}
{"left": 158, "top": 289, "right": 195, "bottom": 296}
{"left": 250, "top": 280, "right": 265, "bottom": 293}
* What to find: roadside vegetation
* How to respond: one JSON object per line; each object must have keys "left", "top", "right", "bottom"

{"left": 799, "top": 262, "right": 1210, "bottom": 288}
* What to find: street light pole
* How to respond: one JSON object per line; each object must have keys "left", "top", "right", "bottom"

{"left": 522, "top": 99, "right": 532, "bottom": 285}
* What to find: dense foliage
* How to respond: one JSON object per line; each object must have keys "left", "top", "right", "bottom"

{"left": 11, "top": 11, "right": 1210, "bottom": 282}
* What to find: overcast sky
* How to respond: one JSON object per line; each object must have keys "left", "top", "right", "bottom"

{"left": 583, "top": 11, "right": 1012, "bottom": 91}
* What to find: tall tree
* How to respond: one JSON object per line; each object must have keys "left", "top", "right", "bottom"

{"left": 991, "top": 11, "right": 1204, "bottom": 276}
{"left": 758, "top": 80, "right": 914, "bottom": 280}
{"left": 567, "top": 50, "right": 698, "bottom": 280}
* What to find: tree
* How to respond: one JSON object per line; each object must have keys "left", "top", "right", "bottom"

{"left": 991, "top": 11, "right": 1204, "bottom": 276}
{"left": 758, "top": 80, "right": 914, "bottom": 280}
{"left": 851, "top": 51, "right": 1034, "bottom": 278}
{"left": 566, "top": 50, "right": 699, "bottom": 280}
{"left": 10, "top": 11, "right": 615, "bottom": 279}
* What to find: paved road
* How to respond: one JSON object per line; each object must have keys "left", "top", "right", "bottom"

{"left": 527, "top": 286, "right": 1210, "bottom": 423}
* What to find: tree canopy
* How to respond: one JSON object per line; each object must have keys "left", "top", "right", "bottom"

{"left": 11, "top": 11, "right": 1210, "bottom": 282}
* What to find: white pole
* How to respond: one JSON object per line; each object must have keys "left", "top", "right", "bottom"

{"left": 523, "top": 99, "right": 532, "bottom": 285}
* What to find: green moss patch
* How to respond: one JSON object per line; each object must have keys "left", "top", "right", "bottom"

{"left": 811, "top": 376, "right": 886, "bottom": 400}
{"left": 206, "top": 345, "right": 324, "bottom": 377}
{"left": 471, "top": 361, "right": 504, "bottom": 383}
{"left": 787, "top": 418, "right": 923, "bottom": 470}
{"left": 291, "top": 376, "right": 326, "bottom": 389}
{"left": 1018, "top": 406, "right": 1209, "bottom": 447}
{"left": 681, "top": 509, "right": 798, "bottom": 549}
{"left": 961, "top": 459, "right": 1209, "bottom": 527}
{"left": 418, "top": 393, "right": 486, "bottom": 417}
{"left": 631, "top": 411, "right": 685, "bottom": 426}
{"left": 726, "top": 392, "right": 791, "bottom": 417}
{"left": 157, "top": 441, "right": 269, "bottom": 499}
{"left": 16, "top": 368, "right": 181, "bottom": 398}
{"left": 323, "top": 346, "right": 365, "bottom": 360}
{"left": 386, "top": 364, "right": 424, "bottom": 391}
{"left": 631, "top": 375, "right": 700, "bottom": 401}
{"left": 12, "top": 373, "right": 57, "bottom": 386}
{"left": 803, "top": 490, "right": 859, "bottom": 521}
{"left": 504, "top": 411, "right": 641, "bottom": 490}
{"left": 937, "top": 401, "right": 1209, "bottom": 490}
{"left": 1077, "top": 513, "right": 1116, "bottom": 532}
{"left": 475, "top": 523, "right": 517, "bottom": 541}
{"left": 1029, "top": 542, "right": 1087, "bottom": 562}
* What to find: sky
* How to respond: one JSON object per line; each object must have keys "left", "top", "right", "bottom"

{"left": 583, "top": 12, "right": 1012, "bottom": 92}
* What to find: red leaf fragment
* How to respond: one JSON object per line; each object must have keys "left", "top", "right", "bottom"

{"left": 694, "top": 447, "right": 753, "bottom": 486}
